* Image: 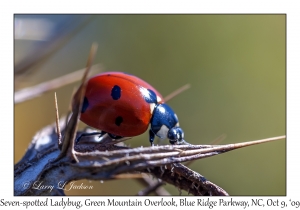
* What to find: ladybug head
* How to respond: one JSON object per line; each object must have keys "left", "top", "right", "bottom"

{"left": 151, "top": 104, "right": 188, "bottom": 145}
{"left": 167, "top": 127, "right": 185, "bottom": 144}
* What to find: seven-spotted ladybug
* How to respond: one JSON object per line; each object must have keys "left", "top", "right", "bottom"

{"left": 73, "top": 72, "right": 187, "bottom": 146}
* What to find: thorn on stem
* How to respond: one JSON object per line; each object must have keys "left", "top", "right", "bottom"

{"left": 54, "top": 92, "right": 62, "bottom": 147}
{"left": 164, "top": 84, "right": 191, "bottom": 102}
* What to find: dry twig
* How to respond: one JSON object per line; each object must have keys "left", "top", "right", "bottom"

{"left": 15, "top": 64, "right": 102, "bottom": 104}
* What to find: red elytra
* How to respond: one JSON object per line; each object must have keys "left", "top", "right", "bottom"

{"left": 73, "top": 72, "right": 164, "bottom": 137}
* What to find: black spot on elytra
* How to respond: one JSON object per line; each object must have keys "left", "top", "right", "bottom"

{"left": 115, "top": 116, "right": 123, "bottom": 126}
{"left": 111, "top": 85, "right": 121, "bottom": 100}
{"left": 81, "top": 97, "right": 89, "bottom": 113}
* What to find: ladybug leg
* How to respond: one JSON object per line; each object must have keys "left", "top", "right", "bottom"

{"left": 149, "top": 129, "right": 156, "bottom": 146}
{"left": 75, "top": 131, "right": 106, "bottom": 144}
{"left": 108, "top": 133, "right": 123, "bottom": 140}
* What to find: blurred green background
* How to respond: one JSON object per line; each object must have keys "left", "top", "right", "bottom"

{"left": 14, "top": 15, "right": 285, "bottom": 196}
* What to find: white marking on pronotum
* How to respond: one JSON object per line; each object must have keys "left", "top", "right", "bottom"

{"left": 149, "top": 103, "right": 156, "bottom": 114}
{"left": 157, "top": 125, "right": 169, "bottom": 139}
{"left": 156, "top": 95, "right": 162, "bottom": 103}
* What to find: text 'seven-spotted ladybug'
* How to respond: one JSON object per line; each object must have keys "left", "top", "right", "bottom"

{"left": 73, "top": 72, "right": 188, "bottom": 146}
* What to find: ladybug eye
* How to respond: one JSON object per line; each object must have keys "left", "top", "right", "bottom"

{"left": 168, "top": 127, "right": 184, "bottom": 144}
